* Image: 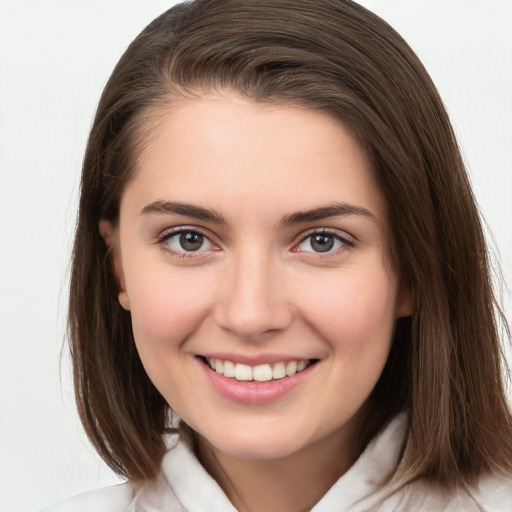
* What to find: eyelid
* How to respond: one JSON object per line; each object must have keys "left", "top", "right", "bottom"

{"left": 291, "top": 227, "right": 356, "bottom": 258}
{"left": 295, "top": 227, "right": 355, "bottom": 246}
{"left": 155, "top": 225, "right": 220, "bottom": 258}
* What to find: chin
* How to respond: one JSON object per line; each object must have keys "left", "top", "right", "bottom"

{"left": 196, "top": 419, "right": 316, "bottom": 461}
{"left": 213, "top": 437, "right": 301, "bottom": 461}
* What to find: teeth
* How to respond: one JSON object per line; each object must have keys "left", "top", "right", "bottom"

{"left": 223, "top": 360, "right": 235, "bottom": 378}
{"left": 285, "top": 361, "right": 297, "bottom": 376}
{"left": 253, "top": 364, "right": 272, "bottom": 382}
{"left": 297, "top": 360, "right": 307, "bottom": 372}
{"left": 206, "top": 357, "right": 311, "bottom": 382}
{"left": 272, "top": 362, "right": 286, "bottom": 379}
{"left": 234, "top": 363, "right": 252, "bottom": 381}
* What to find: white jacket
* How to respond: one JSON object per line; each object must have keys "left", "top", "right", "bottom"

{"left": 40, "top": 413, "right": 512, "bottom": 511}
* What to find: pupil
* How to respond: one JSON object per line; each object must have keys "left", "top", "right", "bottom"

{"left": 311, "top": 234, "right": 334, "bottom": 252}
{"left": 180, "top": 232, "right": 203, "bottom": 251}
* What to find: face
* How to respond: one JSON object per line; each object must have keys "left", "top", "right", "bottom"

{"left": 102, "top": 93, "right": 411, "bottom": 463}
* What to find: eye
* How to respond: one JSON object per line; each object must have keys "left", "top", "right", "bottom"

{"left": 296, "top": 231, "right": 352, "bottom": 254}
{"left": 160, "top": 229, "right": 215, "bottom": 254}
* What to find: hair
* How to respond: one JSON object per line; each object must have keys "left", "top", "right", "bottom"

{"left": 69, "top": 0, "right": 512, "bottom": 488}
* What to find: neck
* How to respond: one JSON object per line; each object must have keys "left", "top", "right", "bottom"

{"left": 194, "top": 423, "right": 361, "bottom": 512}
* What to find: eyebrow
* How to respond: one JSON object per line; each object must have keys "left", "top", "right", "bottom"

{"left": 279, "top": 203, "right": 376, "bottom": 226}
{"left": 141, "top": 200, "right": 375, "bottom": 226}
{"left": 141, "top": 200, "right": 226, "bottom": 224}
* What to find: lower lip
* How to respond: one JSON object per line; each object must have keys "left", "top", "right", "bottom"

{"left": 198, "top": 358, "right": 316, "bottom": 405}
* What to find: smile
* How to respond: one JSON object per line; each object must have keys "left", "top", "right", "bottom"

{"left": 204, "top": 357, "right": 314, "bottom": 382}
{"left": 198, "top": 355, "right": 319, "bottom": 405}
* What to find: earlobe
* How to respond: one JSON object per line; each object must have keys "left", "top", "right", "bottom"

{"left": 99, "top": 218, "right": 116, "bottom": 248}
{"left": 118, "top": 291, "right": 131, "bottom": 311}
{"left": 396, "top": 280, "right": 415, "bottom": 318}
{"left": 99, "top": 219, "right": 130, "bottom": 311}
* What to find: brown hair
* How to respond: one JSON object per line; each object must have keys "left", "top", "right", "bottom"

{"left": 69, "top": 0, "right": 512, "bottom": 486}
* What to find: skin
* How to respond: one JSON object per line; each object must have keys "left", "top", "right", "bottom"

{"left": 101, "top": 92, "right": 412, "bottom": 512}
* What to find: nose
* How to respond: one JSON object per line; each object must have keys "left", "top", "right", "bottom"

{"left": 214, "top": 249, "right": 292, "bottom": 341}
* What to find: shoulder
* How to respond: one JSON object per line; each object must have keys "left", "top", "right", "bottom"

{"left": 465, "top": 470, "right": 512, "bottom": 511}
{"left": 324, "top": 411, "right": 512, "bottom": 512}
{"left": 375, "top": 472, "right": 512, "bottom": 512}
{"left": 36, "top": 433, "right": 222, "bottom": 512}
{"left": 37, "top": 482, "right": 138, "bottom": 512}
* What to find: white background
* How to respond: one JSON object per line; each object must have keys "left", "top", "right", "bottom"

{"left": 0, "top": 1, "right": 511, "bottom": 511}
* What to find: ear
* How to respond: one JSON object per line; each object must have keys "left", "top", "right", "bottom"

{"left": 99, "top": 219, "right": 130, "bottom": 311}
{"left": 395, "top": 278, "right": 414, "bottom": 318}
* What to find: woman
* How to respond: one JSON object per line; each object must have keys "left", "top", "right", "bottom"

{"left": 43, "top": 0, "right": 512, "bottom": 510}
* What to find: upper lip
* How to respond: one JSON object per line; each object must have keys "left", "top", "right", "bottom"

{"left": 198, "top": 353, "right": 316, "bottom": 366}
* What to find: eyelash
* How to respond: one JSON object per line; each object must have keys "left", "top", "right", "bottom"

{"left": 293, "top": 228, "right": 355, "bottom": 259}
{"left": 155, "top": 227, "right": 218, "bottom": 259}
{"left": 155, "top": 227, "right": 355, "bottom": 260}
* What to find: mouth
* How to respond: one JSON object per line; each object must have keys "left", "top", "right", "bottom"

{"left": 199, "top": 356, "right": 318, "bottom": 382}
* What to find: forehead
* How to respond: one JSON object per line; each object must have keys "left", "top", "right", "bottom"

{"left": 122, "top": 93, "right": 387, "bottom": 225}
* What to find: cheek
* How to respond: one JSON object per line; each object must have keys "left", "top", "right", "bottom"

{"left": 297, "top": 265, "right": 398, "bottom": 356}
{"left": 126, "top": 267, "right": 215, "bottom": 353}
{"left": 124, "top": 268, "right": 218, "bottom": 411}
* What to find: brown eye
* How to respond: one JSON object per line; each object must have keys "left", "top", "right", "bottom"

{"left": 296, "top": 231, "right": 349, "bottom": 254}
{"left": 163, "top": 230, "right": 214, "bottom": 253}
{"left": 310, "top": 234, "right": 335, "bottom": 252}
{"left": 179, "top": 231, "right": 204, "bottom": 251}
